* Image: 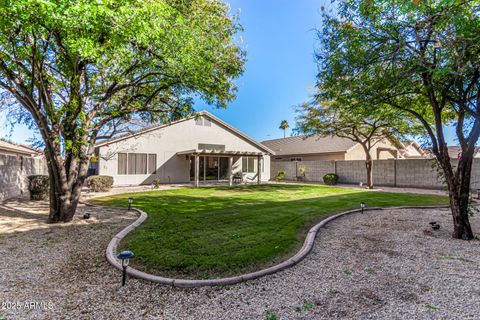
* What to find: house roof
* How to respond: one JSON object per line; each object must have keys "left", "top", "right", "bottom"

{"left": 261, "top": 135, "right": 358, "bottom": 156}
{"left": 95, "top": 111, "right": 274, "bottom": 155}
{"left": 0, "top": 139, "right": 42, "bottom": 156}
{"left": 446, "top": 146, "right": 480, "bottom": 158}
{"left": 424, "top": 146, "right": 480, "bottom": 158}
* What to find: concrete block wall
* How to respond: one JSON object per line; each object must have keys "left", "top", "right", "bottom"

{"left": 372, "top": 159, "right": 396, "bottom": 186}
{"left": 336, "top": 160, "right": 367, "bottom": 184}
{"left": 271, "top": 158, "right": 480, "bottom": 190}
{"left": 395, "top": 159, "right": 446, "bottom": 189}
{"left": 0, "top": 155, "right": 47, "bottom": 201}
{"left": 271, "top": 160, "right": 336, "bottom": 181}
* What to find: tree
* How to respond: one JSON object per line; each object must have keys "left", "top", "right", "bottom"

{"left": 316, "top": 0, "right": 480, "bottom": 239}
{"left": 279, "top": 120, "right": 289, "bottom": 138}
{"left": 0, "top": 0, "right": 245, "bottom": 223}
{"left": 296, "top": 101, "right": 418, "bottom": 189}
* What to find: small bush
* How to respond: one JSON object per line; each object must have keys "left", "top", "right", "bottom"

{"left": 152, "top": 178, "right": 161, "bottom": 189}
{"left": 297, "top": 166, "right": 306, "bottom": 181}
{"left": 27, "top": 175, "right": 49, "bottom": 200}
{"left": 323, "top": 173, "right": 339, "bottom": 185}
{"left": 275, "top": 170, "right": 286, "bottom": 181}
{"left": 87, "top": 175, "right": 114, "bottom": 192}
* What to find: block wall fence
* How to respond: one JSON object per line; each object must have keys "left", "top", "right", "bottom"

{"left": 271, "top": 159, "right": 480, "bottom": 190}
{"left": 0, "top": 155, "right": 48, "bottom": 201}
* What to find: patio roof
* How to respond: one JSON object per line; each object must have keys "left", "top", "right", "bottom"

{"left": 177, "top": 149, "right": 263, "bottom": 156}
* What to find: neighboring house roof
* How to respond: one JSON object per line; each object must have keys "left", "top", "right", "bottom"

{"left": 261, "top": 135, "right": 358, "bottom": 156}
{"left": 447, "top": 146, "right": 480, "bottom": 159}
{"left": 95, "top": 111, "right": 274, "bottom": 155}
{"left": 424, "top": 146, "right": 480, "bottom": 159}
{"left": 0, "top": 139, "right": 42, "bottom": 156}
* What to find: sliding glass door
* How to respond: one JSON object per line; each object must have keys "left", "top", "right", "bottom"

{"left": 189, "top": 156, "right": 230, "bottom": 182}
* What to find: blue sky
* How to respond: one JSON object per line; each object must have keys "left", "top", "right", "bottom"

{"left": 200, "top": 0, "right": 325, "bottom": 141}
{"left": 0, "top": 0, "right": 458, "bottom": 145}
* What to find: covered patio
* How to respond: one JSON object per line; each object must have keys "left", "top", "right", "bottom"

{"left": 177, "top": 149, "right": 264, "bottom": 187}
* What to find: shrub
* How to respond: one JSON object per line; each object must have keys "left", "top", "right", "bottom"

{"left": 27, "top": 175, "right": 49, "bottom": 200}
{"left": 152, "top": 178, "right": 161, "bottom": 189}
{"left": 275, "top": 170, "right": 286, "bottom": 181}
{"left": 297, "top": 166, "right": 306, "bottom": 181}
{"left": 298, "top": 166, "right": 306, "bottom": 175}
{"left": 323, "top": 173, "right": 339, "bottom": 185}
{"left": 87, "top": 175, "right": 114, "bottom": 192}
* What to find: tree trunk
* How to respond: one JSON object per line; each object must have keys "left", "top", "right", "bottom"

{"left": 48, "top": 174, "right": 82, "bottom": 223}
{"left": 360, "top": 141, "right": 374, "bottom": 189}
{"left": 440, "top": 154, "right": 474, "bottom": 240}
{"left": 46, "top": 149, "right": 90, "bottom": 223}
{"left": 365, "top": 156, "right": 373, "bottom": 189}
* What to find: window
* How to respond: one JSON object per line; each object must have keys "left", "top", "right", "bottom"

{"left": 118, "top": 153, "right": 127, "bottom": 175}
{"left": 128, "top": 154, "right": 136, "bottom": 174}
{"left": 148, "top": 154, "right": 157, "bottom": 174}
{"left": 242, "top": 156, "right": 258, "bottom": 173}
{"left": 195, "top": 117, "right": 211, "bottom": 126}
{"left": 134, "top": 154, "right": 147, "bottom": 174}
{"left": 119, "top": 153, "right": 156, "bottom": 175}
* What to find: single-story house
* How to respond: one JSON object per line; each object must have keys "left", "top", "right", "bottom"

{"left": 93, "top": 111, "right": 273, "bottom": 186}
{"left": 261, "top": 135, "right": 424, "bottom": 162}
{"left": 0, "top": 139, "right": 42, "bottom": 157}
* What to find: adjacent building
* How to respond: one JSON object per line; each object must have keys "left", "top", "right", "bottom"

{"left": 261, "top": 135, "right": 425, "bottom": 162}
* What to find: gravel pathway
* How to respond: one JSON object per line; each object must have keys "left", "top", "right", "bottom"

{"left": 0, "top": 200, "right": 478, "bottom": 319}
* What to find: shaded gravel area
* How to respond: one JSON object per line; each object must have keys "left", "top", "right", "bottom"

{"left": 0, "top": 200, "right": 479, "bottom": 319}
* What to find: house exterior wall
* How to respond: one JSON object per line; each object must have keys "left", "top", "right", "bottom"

{"left": 97, "top": 116, "right": 271, "bottom": 186}
{"left": 271, "top": 152, "right": 346, "bottom": 162}
{"left": 344, "top": 139, "right": 400, "bottom": 161}
{"left": 403, "top": 144, "right": 423, "bottom": 158}
{"left": 0, "top": 154, "right": 48, "bottom": 201}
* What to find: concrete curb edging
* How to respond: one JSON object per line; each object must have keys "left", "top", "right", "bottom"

{"left": 106, "top": 205, "right": 450, "bottom": 288}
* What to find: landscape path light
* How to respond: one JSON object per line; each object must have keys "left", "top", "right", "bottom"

{"left": 360, "top": 202, "right": 366, "bottom": 214}
{"left": 117, "top": 250, "right": 135, "bottom": 286}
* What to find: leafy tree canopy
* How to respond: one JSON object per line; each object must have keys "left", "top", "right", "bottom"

{"left": 0, "top": 0, "right": 245, "bottom": 148}
{"left": 315, "top": 0, "right": 480, "bottom": 239}
{"left": 316, "top": 0, "right": 480, "bottom": 153}
{"left": 0, "top": 0, "right": 245, "bottom": 222}
{"left": 296, "top": 100, "right": 422, "bottom": 143}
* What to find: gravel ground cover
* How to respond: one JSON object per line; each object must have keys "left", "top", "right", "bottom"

{"left": 0, "top": 199, "right": 478, "bottom": 320}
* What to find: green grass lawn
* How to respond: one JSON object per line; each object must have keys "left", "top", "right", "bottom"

{"left": 91, "top": 184, "right": 448, "bottom": 278}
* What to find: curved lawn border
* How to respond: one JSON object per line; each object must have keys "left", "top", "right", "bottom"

{"left": 105, "top": 205, "right": 449, "bottom": 288}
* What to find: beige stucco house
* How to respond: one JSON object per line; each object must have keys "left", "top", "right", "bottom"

{"left": 261, "top": 135, "right": 424, "bottom": 162}
{"left": 94, "top": 111, "right": 273, "bottom": 187}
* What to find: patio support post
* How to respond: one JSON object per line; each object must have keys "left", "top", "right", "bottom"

{"left": 257, "top": 155, "right": 262, "bottom": 185}
{"left": 194, "top": 154, "right": 200, "bottom": 188}
{"left": 228, "top": 156, "right": 233, "bottom": 186}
